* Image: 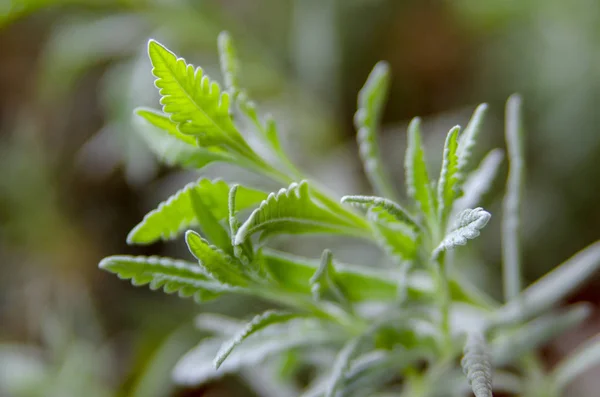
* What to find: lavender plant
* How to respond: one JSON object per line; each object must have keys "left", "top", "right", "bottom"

{"left": 99, "top": 33, "right": 600, "bottom": 397}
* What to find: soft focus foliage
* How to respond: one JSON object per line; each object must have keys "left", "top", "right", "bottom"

{"left": 2, "top": 1, "right": 600, "bottom": 396}
{"left": 97, "top": 38, "right": 600, "bottom": 397}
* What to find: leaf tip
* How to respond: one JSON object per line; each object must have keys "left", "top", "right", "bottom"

{"left": 147, "top": 38, "right": 162, "bottom": 54}
{"left": 98, "top": 256, "right": 114, "bottom": 271}
{"left": 233, "top": 227, "right": 246, "bottom": 247}
{"left": 126, "top": 225, "right": 142, "bottom": 245}
{"left": 507, "top": 93, "right": 522, "bottom": 107}
{"left": 185, "top": 230, "right": 204, "bottom": 259}
{"left": 217, "top": 30, "right": 231, "bottom": 46}
{"left": 372, "top": 60, "right": 390, "bottom": 76}
{"left": 408, "top": 117, "right": 422, "bottom": 133}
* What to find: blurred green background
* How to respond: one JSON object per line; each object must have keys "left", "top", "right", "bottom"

{"left": 1, "top": 0, "right": 599, "bottom": 396}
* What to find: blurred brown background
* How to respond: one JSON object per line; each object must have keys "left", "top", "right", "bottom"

{"left": 1, "top": 0, "right": 599, "bottom": 396}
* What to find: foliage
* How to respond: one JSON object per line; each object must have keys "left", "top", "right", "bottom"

{"left": 99, "top": 34, "right": 600, "bottom": 397}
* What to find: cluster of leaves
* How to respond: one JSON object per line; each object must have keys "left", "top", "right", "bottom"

{"left": 100, "top": 33, "right": 600, "bottom": 396}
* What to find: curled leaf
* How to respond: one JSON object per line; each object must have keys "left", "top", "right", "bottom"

{"left": 461, "top": 332, "right": 493, "bottom": 397}
{"left": 433, "top": 207, "right": 491, "bottom": 259}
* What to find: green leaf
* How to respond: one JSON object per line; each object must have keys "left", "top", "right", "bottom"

{"left": 553, "top": 334, "right": 600, "bottom": 391}
{"left": 455, "top": 149, "right": 504, "bottom": 213}
{"left": 136, "top": 107, "right": 197, "bottom": 146}
{"left": 492, "top": 303, "right": 591, "bottom": 366}
{"left": 214, "top": 310, "right": 299, "bottom": 369}
{"left": 188, "top": 188, "right": 232, "bottom": 254}
{"left": 354, "top": 61, "right": 396, "bottom": 200}
{"left": 237, "top": 94, "right": 284, "bottom": 155}
{"left": 228, "top": 185, "right": 254, "bottom": 264}
{"left": 217, "top": 31, "right": 240, "bottom": 96}
{"left": 98, "top": 255, "right": 228, "bottom": 302}
{"left": 457, "top": 103, "right": 488, "bottom": 175}
{"left": 147, "top": 40, "right": 249, "bottom": 152}
{"left": 437, "top": 126, "right": 461, "bottom": 223}
{"left": 185, "top": 230, "right": 249, "bottom": 286}
{"left": 433, "top": 207, "right": 491, "bottom": 259}
{"left": 340, "top": 195, "right": 418, "bottom": 228}
{"left": 215, "top": 32, "right": 285, "bottom": 159}
{"left": 367, "top": 208, "right": 418, "bottom": 262}
{"left": 502, "top": 94, "right": 525, "bottom": 301}
{"left": 405, "top": 117, "right": 435, "bottom": 220}
{"left": 325, "top": 336, "right": 364, "bottom": 397}
{"left": 234, "top": 181, "right": 364, "bottom": 245}
{"left": 461, "top": 332, "right": 493, "bottom": 397}
{"left": 134, "top": 108, "right": 233, "bottom": 169}
{"left": 261, "top": 250, "right": 485, "bottom": 307}
{"left": 264, "top": 116, "right": 283, "bottom": 154}
{"left": 262, "top": 250, "right": 401, "bottom": 302}
{"left": 492, "top": 241, "right": 600, "bottom": 327}
{"left": 341, "top": 195, "right": 419, "bottom": 262}
{"left": 172, "top": 318, "right": 342, "bottom": 386}
{"left": 303, "top": 348, "right": 423, "bottom": 397}
{"left": 127, "top": 178, "right": 266, "bottom": 245}
{"left": 310, "top": 250, "right": 348, "bottom": 305}
{"left": 323, "top": 315, "right": 425, "bottom": 397}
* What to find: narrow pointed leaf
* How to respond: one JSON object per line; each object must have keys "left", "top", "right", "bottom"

{"left": 172, "top": 318, "right": 342, "bottom": 386}
{"left": 324, "top": 316, "right": 418, "bottom": 397}
{"left": 217, "top": 31, "right": 240, "bottom": 95}
{"left": 234, "top": 181, "right": 364, "bottom": 245}
{"left": 355, "top": 61, "right": 396, "bottom": 199}
{"left": 341, "top": 195, "right": 418, "bottom": 228}
{"left": 492, "top": 304, "right": 591, "bottom": 366}
{"left": 127, "top": 179, "right": 266, "bottom": 245}
{"left": 457, "top": 103, "right": 488, "bottom": 173}
{"left": 303, "top": 349, "right": 423, "bottom": 397}
{"left": 433, "top": 207, "right": 491, "bottom": 259}
{"left": 325, "top": 336, "right": 364, "bottom": 397}
{"left": 264, "top": 116, "right": 283, "bottom": 154}
{"left": 492, "top": 241, "right": 600, "bottom": 326}
{"left": 237, "top": 93, "right": 284, "bottom": 154}
{"left": 214, "top": 310, "right": 299, "bottom": 369}
{"left": 454, "top": 149, "right": 504, "bottom": 213}
{"left": 502, "top": 94, "right": 525, "bottom": 301}
{"left": 98, "top": 255, "right": 228, "bottom": 302}
{"left": 437, "top": 126, "right": 461, "bottom": 222}
{"left": 309, "top": 249, "right": 348, "bottom": 304}
{"left": 405, "top": 118, "right": 435, "bottom": 219}
{"left": 136, "top": 107, "right": 197, "bottom": 145}
{"left": 228, "top": 185, "right": 254, "bottom": 264}
{"left": 147, "top": 40, "right": 248, "bottom": 151}
{"left": 554, "top": 334, "right": 600, "bottom": 391}
{"left": 134, "top": 108, "right": 233, "bottom": 169}
{"left": 461, "top": 332, "right": 493, "bottom": 397}
{"left": 185, "top": 230, "right": 248, "bottom": 286}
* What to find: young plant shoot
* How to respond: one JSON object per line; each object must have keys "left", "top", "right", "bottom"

{"left": 99, "top": 34, "right": 600, "bottom": 397}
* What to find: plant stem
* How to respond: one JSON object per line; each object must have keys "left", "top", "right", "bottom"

{"left": 503, "top": 93, "right": 524, "bottom": 301}
{"left": 434, "top": 251, "right": 452, "bottom": 356}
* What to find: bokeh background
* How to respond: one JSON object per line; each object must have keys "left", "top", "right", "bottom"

{"left": 1, "top": 0, "right": 599, "bottom": 396}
